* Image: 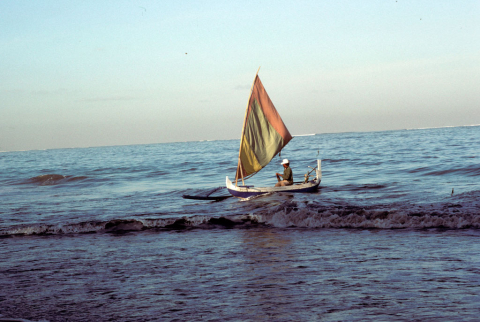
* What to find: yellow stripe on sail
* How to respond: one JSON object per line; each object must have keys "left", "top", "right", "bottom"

{"left": 239, "top": 135, "right": 262, "bottom": 176}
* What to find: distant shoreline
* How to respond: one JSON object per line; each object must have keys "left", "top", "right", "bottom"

{"left": 2, "top": 124, "right": 479, "bottom": 153}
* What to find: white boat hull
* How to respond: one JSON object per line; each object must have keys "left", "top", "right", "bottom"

{"left": 226, "top": 160, "right": 322, "bottom": 198}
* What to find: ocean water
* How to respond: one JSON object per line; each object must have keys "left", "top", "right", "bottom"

{"left": 1, "top": 125, "right": 479, "bottom": 321}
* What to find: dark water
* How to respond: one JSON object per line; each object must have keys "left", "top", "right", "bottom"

{"left": 1, "top": 126, "right": 479, "bottom": 321}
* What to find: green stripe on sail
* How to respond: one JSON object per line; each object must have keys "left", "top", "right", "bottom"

{"left": 241, "top": 98, "right": 284, "bottom": 176}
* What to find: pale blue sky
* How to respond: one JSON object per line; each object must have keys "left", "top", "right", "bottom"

{"left": 1, "top": 0, "right": 479, "bottom": 151}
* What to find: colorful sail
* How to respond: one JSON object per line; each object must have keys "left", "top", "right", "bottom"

{"left": 236, "top": 75, "right": 292, "bottom": 181}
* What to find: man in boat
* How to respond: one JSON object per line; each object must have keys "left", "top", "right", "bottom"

{"left": 275, "top": 159, "right": 293, "bottom": 187}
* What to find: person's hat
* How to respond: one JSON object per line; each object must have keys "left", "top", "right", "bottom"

{"left": 281, "top": 159, "right": 289, "bottom": 165}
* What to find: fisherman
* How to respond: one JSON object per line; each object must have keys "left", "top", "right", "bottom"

{"left": 275, "top": 159, "right": 293, "bottom": 187}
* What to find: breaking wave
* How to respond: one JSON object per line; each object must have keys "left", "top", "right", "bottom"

{"left": 258, "top": 201, "right": 480, "bottom": 229}
{"left": 2, "top": 192, "right": 480, "bottom": 237}
{"left": 0, "top": 216, "right": 254, "bottom": 236}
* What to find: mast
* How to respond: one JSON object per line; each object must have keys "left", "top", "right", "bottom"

{"left": 235, "top": 66, "right": 261, "bottom": 186}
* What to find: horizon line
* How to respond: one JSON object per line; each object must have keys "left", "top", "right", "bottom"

{"left": 2, "top": 123, "right": 479, "bottom": 153}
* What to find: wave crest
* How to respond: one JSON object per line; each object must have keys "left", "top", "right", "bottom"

{"left": 0, "top": 215, "right": 257, "bottom": 237}
{"left": 25, "top": 174, "right": 88, "bottom": 185}
{"left": 258, "top": 204, "right": 480, "bottom": 229}
{"left": 2, "top": 195, "right": 479, "bottom": 237}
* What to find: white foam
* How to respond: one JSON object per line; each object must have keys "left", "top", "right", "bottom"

{"left": 293, "top": 133, "right": 316, "bottom": 137}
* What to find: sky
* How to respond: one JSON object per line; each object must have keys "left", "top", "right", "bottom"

{"left": 1, "top": 0, "right": 479, "bottom": 151}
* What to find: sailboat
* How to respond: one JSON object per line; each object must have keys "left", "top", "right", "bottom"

{"left": 226, "top": 69, "right": 321, "bottom": 198}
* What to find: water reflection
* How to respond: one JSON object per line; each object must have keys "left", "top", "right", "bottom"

{"left": 239, "top": 228, "right": 306, "bottom": 320}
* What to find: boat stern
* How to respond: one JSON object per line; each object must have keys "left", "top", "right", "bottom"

{"left": 316, "top": 159, "right": 322, "bottom": 182}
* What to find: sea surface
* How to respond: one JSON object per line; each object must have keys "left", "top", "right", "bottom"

{"left": 1, "top": 125, "right": 479, "bottom": 321}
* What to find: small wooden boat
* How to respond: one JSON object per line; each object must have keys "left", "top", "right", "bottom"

{"left": 227, "top": 160, "right": 321, "bottom": 198}
{"left": 226, "top": 68, "right": 322, "bottom": 199}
